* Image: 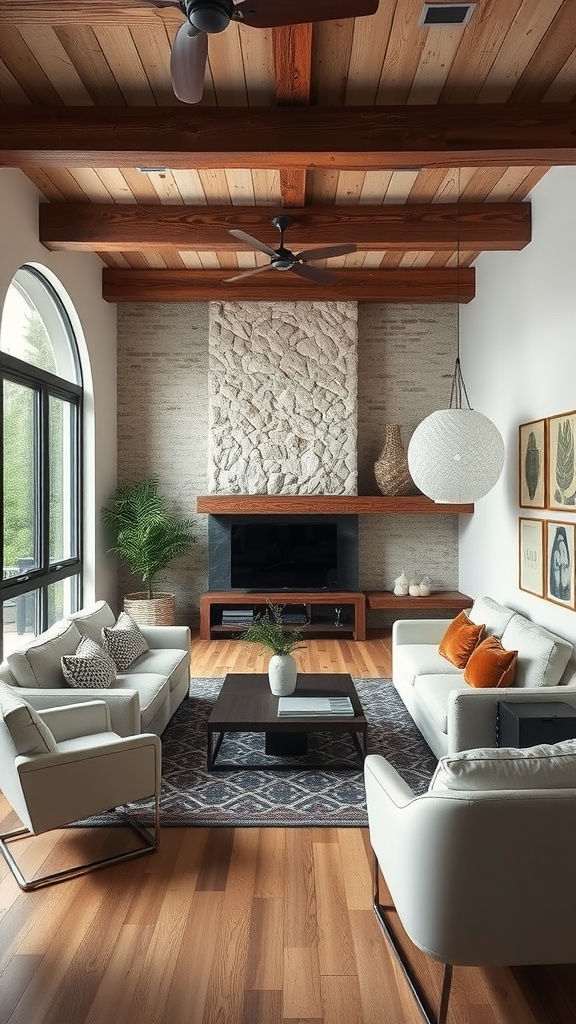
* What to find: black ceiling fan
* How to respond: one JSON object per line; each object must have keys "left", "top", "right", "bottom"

{"left": 224, "top": 215, "right": 357, "bottom": 284}
{"left": 150, "top": 0, "right": 379, "bottom": 103}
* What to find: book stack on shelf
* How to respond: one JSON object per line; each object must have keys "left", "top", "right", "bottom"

{"left": 277, "top": 696, "right": 355, "bottom": 717}
{"left": 221, "top": 608, "right": 254, "bottom": 627}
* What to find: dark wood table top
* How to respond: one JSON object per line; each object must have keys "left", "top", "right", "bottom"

{"left": 208, "top": 672, "right": 366, "bottom": 733}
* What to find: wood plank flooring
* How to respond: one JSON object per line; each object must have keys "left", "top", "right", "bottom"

{"left": 0, "top": 631, "right": 575, "bottom": 1024}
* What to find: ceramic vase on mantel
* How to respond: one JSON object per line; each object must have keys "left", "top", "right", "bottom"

{"left": 268, "top": 653, "right": 298, "bottom": 696}
{"left": 374, "top": 423, "right": 415, "bottom": 497}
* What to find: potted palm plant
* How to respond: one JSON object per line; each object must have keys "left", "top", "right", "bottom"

{"left": 241, "top": 604, "right": 305, "bottom": 695}
{"left": 101, "top": 476, "right": 195, "bottom": 626}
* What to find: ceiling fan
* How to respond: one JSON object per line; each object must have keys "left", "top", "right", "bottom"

{"left": 150, "top": 0, "right": 379, "bottom": 103}
{"left": 224, "top": 215, "right": 357, "bottom": 284}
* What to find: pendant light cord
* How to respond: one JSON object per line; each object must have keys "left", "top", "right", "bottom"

{"left": 449, "top": 167, "right": 472, "bottom": 411}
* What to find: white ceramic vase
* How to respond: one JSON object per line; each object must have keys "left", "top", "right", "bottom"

{"left": 268, "top": 653, "right": 298, "bottom": 696}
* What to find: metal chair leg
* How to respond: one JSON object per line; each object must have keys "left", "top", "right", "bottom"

{"left": 372, "top": 853, "right": 453, "bottom": 1024}
{"left": 0, "top": 807, "right": 159, "bottom": 892}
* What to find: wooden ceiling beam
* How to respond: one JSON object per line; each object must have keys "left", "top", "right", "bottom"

{"left": 2, "top": 105, "right": 576, "bottom": 170}
{"left": 101, "top": 267, "right": 475, "bottom": 303}
{"left": 273, "top": 23, "right": 312, "bottom": 208}
{"left": 40, "top": 202, "right": 531, "bottom": 252}
{"left": 0, "top": 0, "right": 181, "bottom": 22}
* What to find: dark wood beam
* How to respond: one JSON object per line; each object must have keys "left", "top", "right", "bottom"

{"left": 40, "top": 202, "right": 531, "bottom": 252}
{"left": 2, "top": 105, "right": 576, "bottom": 170}
{"left": 101, "top": 267, "right": 475, "bottom": 303}
{"left": 273, "top": 23, "right": 312, "bottom": 208}
{"left": 0, "top": 0, "right": 181, "bottom": 21}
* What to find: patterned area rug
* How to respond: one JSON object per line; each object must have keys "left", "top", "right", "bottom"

{"left": 107, "top": 677, "right": 437, "bottom": 828}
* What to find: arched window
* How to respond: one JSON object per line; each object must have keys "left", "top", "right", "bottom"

{"left": 0, "top": 266, "right": 83, "bottom": 659}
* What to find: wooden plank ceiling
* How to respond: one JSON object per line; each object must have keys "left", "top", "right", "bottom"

{"left": 1, "top": 0, "right": 576, "bottom": 301}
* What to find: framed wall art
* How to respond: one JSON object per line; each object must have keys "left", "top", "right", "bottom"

{"left": 545, "top": 519, "right": 575, "bottom": 609}
{"left": 547, "top": 410, "right": 576, "bottom": 511}
{"left": 519, "top": 418, "right": 546, "bottom": 508}
{"left": 519, "top": 518, "right": 544, "bottom": 597}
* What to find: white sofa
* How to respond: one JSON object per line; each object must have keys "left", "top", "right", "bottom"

{"left": 393, "top": 595, "right": 576, "bottom": 759}
{"left": 0, "top": 601, "right": 191, "bottom": 737}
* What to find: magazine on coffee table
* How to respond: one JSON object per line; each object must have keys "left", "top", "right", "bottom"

{"left": 277, "top": 696, "right": 354, "bottom": 717}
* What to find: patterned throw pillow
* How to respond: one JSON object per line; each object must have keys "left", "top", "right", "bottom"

{"left": 101, "top": 612, "right": 149, "bottom": 671}
{"left": 61, "top": 635, "right": 117, "bottom": 689}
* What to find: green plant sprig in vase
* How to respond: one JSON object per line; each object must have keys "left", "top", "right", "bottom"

{"left": 241, "top": 604, "right": 304, "bottom": 695}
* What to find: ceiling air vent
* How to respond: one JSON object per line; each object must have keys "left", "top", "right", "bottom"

{"left": 420, "top": 3, "right": 476, "bottom": 26}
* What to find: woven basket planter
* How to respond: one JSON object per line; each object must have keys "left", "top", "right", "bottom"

{"left": 123, "top": 592, "right": 176, "bottom": 626}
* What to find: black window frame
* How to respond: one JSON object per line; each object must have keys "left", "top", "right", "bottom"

{"left": 0, "top": 269, "right": 83, "bottom": 660}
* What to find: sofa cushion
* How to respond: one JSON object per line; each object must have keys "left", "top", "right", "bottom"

{"left": 438, "top": 611, "right": 484, "bottom": 669}
{"left": 112, "top": 672, "right": 169, "bottom": 731}
{"left": 61, "top": 636, "right": 117, "bottom": 689}
{"left": 7, "top": 620, "right": 83, "bottom": 689}
{"left": 66, "top": 600, "right": 116, "bottom": 643}
{"left": 463, "top": 636, "right": 518, "bottom": 689}
{"left": 394, "top": 644, "right": 463, "bottom": 684}
{"left": 125, "top": 648, "right": 188, "bottom": 692}
{"left": 429, "top": 739, "right": 576, "bottom": 792}
{"left": 0, "top": 682, "right": 57, "bottom": 755}
{"left": 501, "top": 615, "right": 573, "bottom": 688}
{"left": 413, "top": 675, "right": 467, "bottom": 735}
{"left": 468, "top": 596, "right": 516, "bottom": 638}
{"left": 102, "top": 613, "right": 149, "bottom": 671}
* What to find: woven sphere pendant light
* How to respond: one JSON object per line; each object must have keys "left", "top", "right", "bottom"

{"left": 407, "top": 406, "right": 505, "bottom": 503}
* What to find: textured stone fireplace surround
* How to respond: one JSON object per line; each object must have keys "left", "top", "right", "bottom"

{"left": 117, "top": 301, "right": 459, "bottom": 625}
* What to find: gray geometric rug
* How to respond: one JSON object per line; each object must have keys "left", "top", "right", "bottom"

{"left": 110, "top": 677, "right": 437, "bottom": 828}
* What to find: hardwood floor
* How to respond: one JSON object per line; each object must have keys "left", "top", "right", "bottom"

{"left": 0, "top": 631, "right": 575, "bottom": 1024}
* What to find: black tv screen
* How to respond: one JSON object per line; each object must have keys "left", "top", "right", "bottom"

{"left": 230, "top": 522, "right": 338, "bottom": 590}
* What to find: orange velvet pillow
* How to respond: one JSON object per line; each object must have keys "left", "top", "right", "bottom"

{"left": 438, "top": 610, "right": 484, "bottom": 669}
{"left": 463, "top": 635, "right": 518, "bottom": 688}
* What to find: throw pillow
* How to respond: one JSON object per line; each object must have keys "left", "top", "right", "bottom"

{"left": 467, "top": 596, "right": 516, "bottom": 637}
{"left": 463, "top": 635, "right": 518, "bottom": 689}
{"left": 61, "top": 635, "right": 117, "bottom": 689}
{"left": 0, "top": 681, "right": 58, "bottom": 755}
{"left": 438, "top": 610, "right": 484, "bottom": 669}
{"left": 102, "top": 612, "right": 149, "bottom": 671}
{"left": 429, "top": 738, "right": 576, "bottom": 792}
{"left": 500, "top": 615, "right": 574, "bottom": 688}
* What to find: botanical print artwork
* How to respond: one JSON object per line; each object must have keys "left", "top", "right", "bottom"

{"left": 548, "top": 412, "right": 576, "bottom": 510}
{"left": 519, "top": 518, "right": 544, "bottom": 597}
{"left": 546, "top": 520, "right": 575, "bottom": 609}
{"left": 519, "top": 419, "right": 546, "bottom": 508}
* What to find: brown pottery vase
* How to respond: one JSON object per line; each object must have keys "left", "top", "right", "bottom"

{"left": 374, "top": 423, "right": 415, "bottom": 496}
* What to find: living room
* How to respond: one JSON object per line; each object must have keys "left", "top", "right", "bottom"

{"left": 2, "top": 1, "right": 576, "bottom": 1020}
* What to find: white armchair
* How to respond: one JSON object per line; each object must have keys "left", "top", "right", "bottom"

{"left": 364, "top": 752, "right": 576, "bottom": 1024}
{"left": 0, "top": 690, "right": 161, "bottom": 891}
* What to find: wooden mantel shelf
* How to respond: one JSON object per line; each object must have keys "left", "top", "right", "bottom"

{"left": 195, "top": 495, "right": 474, "bottom": 515}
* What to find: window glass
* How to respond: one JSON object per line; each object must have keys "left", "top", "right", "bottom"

{"left": 49, "top": 396, "right": 77, "bottom": 562}
{"left": 2, "top": 589, "right": 39, "bottom": 657}
{"left": 47, "top": 576, "right": 80, "bottom": 628}
{"left": 0, "top": 267, "right": 79, "bottom": 384}
{"left": 3, "top": 379, "right": 38, "bottom": 577}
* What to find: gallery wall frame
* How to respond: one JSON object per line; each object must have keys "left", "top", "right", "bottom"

{"left": 545, "top": 519, "right": 576, "bottom": 610}
{"left": 519, "top": 418, "right": 546, "bottom": 509}
{"left": 519, "top": 517, "right": 544, "bottom": 597}
{"left": 547, "top": 410, "right": 576, "bottom": 511}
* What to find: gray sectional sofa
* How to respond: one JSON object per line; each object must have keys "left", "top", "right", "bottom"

{"left": 0, "top": 600, "right": 191, "bottom": 737}
{"left": 392, "top": 595, "right": 576, "bottom": 759}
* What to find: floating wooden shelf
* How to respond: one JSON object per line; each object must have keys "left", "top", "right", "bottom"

{"left": 195, "top": 495, "right": 474, "bottom": 515}
{"left": 365, "top": 590, "right": 472, "bottom": 612}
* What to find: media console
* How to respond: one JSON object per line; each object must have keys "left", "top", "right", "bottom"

{"left": 199, "top": 591, "right": 367, "bottom": 641}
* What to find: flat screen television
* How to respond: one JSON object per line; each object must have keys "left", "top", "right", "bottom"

{"left": 230, "top": 521, "right": 338, "bottom": 590}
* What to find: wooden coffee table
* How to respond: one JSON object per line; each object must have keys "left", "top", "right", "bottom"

{"left": 207, "top": 672, "right": 368, "bottom": 771}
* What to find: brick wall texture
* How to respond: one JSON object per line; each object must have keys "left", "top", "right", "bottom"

{"left": 117, "top": 301, "right": 459, "bottom": 626}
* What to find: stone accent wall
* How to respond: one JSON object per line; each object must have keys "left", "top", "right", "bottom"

{"left": 116, "top": 304, "right": 209, "bottom": 626}
{"left": 357, "top": 304, "right": 459, "bottom": 623}
{"left": 116, "top": 300, "right": 460, "bottom": 627}
{"left": 208, "top": 301, "right": 358, "bottom": 494}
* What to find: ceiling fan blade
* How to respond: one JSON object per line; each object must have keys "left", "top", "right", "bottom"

{"left": 235, "top": 0, "right": 378, "bottom": 29}
{"left": 223, "top": 264, "right": 273, "bottom": 283}
{"left": 170, "top": 23, "right": 208, "bottom": 104}
{"left": 291, "top": 262, "right": 338, "bottom": 285}
{"left": 296, "top": 243, "right": 357, "bottom": 262}
{"left": 229, "top": 229, "right": 278, "bottom": 258}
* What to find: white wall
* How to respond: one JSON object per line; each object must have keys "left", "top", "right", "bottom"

{"left": 0, "top": 169, "right": 118, "bottom": 608}
{"left": 460, "top": 166, "right": 576, "bottom": 646}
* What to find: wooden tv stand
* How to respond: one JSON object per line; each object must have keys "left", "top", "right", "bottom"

{"left": 199, "top": 591, "right": 367, "bottom": 641}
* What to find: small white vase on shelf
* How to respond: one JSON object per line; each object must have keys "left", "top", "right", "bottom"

{"left": 409, "top": 583, "right": 421, "bottom": 597}
{"left": 393, "top": 570, "right": 409, "bottom": 596}
{"left": 268, "top": 653, "right": 298, "bottom": 696}
{"left": 419, "top": 576, "right": 431, "bottom": 597}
